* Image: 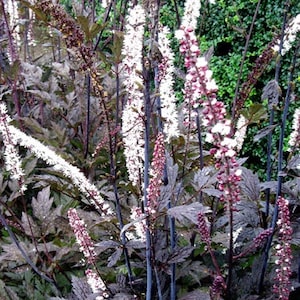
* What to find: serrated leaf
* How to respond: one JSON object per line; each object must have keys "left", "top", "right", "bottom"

{"left": 43, "top": 206, "right": 62, "bottom": 235}
{"left": 253, "top": 124, "right": 277, "bottom": 142}
{"left": 32, "top": 186, "right": 53, "bottom": 222}
{"left": 89, "top": 23, "right": 104, "bottom": 40}
{"left": 0, "top": 279, "right": 20, "bottom": 300}
{"left": 77, "top": 16, "right": 90, "bottom": 39}
{"left": 240, "top": 167, "right": 260, "bottom": 202}
{"left": 192, "top": 166, "right": 215, "bottom": 190}
{"left": 0, "top": 241, "right": 36, "bottom": 264}
{"left": 212, "top": 231, "right": 229, "bottom": 248}
{"left": 126, "top": 240, "right": 145, "bottom": 249}
{"left": 159, "top": 153, "right": 179, "bottom": 210}
{"left": 27, "top": 89, "right": 52, "bottom": 101}
{"left": 71, "top": 276, "right": 91, "bottom": 300}
{"left": 167, "top": 203, "right": 211, "bottom": 224}
{"left": 179, "top": 289, "right": 210, "bottom": 300}
{"left": 119, "top": 214, "right": 146, "bottom": 238}
{"left": 20, "top": 0, "right": 48, "bottom": 22}
{"left": 241, "top": 103, "right": 268, "bottom": 124}
{"left": 21, "top": 212, "right": 40, "bottom": 237}
{"left": 168, "top": 246, "right": 194, "bottom": 264}
{"left": 107, "top": 247, "right": 123, "bottom": 267}
{"left": 95, "top": 240, "right": 120, "bottom": 253}
{"left": 23, "top": 157, "right": 38, "bottom": 175}
{"left": 287, "top": 154, "right": 300, "bottom": 171}
{"left": 202, "top": 188, "right": 222, "bottom": 197}
{"left": 261, "top": 79, "right": 281, "bottom": 109}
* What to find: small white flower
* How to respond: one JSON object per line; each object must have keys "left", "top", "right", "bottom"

{"left": 181, "top": 0, "right": 201, "bottom": 30}
{"left": 234, "top": 115, "right": 248, "bottom": 152}
{"left": 86, "top": 269, "right": 108, "bottom": 299}
{"left": 121, "top": 4, "right": 146, "bottom": 185}
{"left": 196, "top": 57, "right": 207, "bottom": 68}
{"left": 273, "top": 14, "right": 300, "bottom": 55}
{"left": 235, "top": 169, "right": 242, "bottom": 176}
{"left": 288, "top": 108, "right": 300, "bottom": 150}
{"left": 158, "top": 25, "right": 180, "bottom": 142}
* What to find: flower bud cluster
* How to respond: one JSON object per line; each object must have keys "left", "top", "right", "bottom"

{"left": 36, "top": 1, "right": 107, "bottom": 100}
{"left": 175, "top": 26, "right": 217, "bottom": 127}
{"left": 147, "top": 133, "right": 165, "bottom": 214}
{"left": 253, "top": 228, "right": 273, "bottom": 248}
{"left": 36, "top": 1, "right": 84, "bottom": 48}
{"left": 210, "top": 275, "right": 226, "bottom": 300}
{"left": 234, "top": 40, "right": 276, "bottom": 119}
{"left": 197, "top": 211, "right": 211, "bottom": 245}
{"left": 68, "top": 208, "right": 97, "bottom": 265}
{"left": 273, "top": 196, "right": 293, "bottom": 300}
{"left": 175, "top": 4, "right": 242, "bottom": 209}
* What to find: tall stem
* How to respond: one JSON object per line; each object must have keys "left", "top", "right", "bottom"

{"left": 144, "top": 66, "right": 152, "bottom": 300}
{"left": 259, "top": 39, "right": 298, "bottom": 293}
{"left": 231, "top": 0, "right": 261, "bottom": 121}
{"left": 0, "top": 0, "right": 23, "bottom": 129}
{"left": 264, "top": 0, "right": 290, "bottom": 228}
{"left": 84, "top": 74, "right": 91, "bottom": 158}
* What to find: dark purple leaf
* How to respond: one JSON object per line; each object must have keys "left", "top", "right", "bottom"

{"left": 107, "top": 247, "right": 123, "bottom": 267}
{"left": 168, "top": 246, "right": 194, "bottom": 264}
{"left": 253, "top": 124, "right": 277, "bottom": 142}
{"left": 167, "top": 203, "right": 211, "bottom": 224}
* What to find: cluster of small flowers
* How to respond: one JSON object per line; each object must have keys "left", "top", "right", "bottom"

{"left": 0, "top": 103, "right": 25, "bottom": 192}
{"left": 67, "top": 208, "right": 97, "bottom": 265}
{"left": 288, "top": 108, "right": 300, "bottom": 151}
{"left": 36, "top": 0, "right": 83, "bottom": 48}
{"left": 176, "top": 0, "right": 242, "bottom": 209}
{"left": 85, "top": 269, "right": 109, "bottom": 300}
{"left": 234, "top": 115, "right": 248, "bottom": 152}
{"left": 253, "top": 228, "right": 273, "bottom": 248}
{"left": 5, "top": 0, "right": 20, "bottom": 51}
{"left": 36, "top": 0, "right": 96, "bottom": 71}
{"left": 233, "top": 228, "right": 274, "bottom": 260}
{"left": 234, "top": 40, "right": 276, "bottom": 119}
{"left": 273, "top": 196, "right": 293, "bottom": 300}
{"left": 147, "top": 133, "right": 165, "bottom": 214}
{"left": 175, "top": 25, "right": 218, "bottom": 127}
{"left": 210, "top": 275, "right": 226, "bottom": 300}
{"left": 273, "top": 14, "right": 300, "bottom": 55}
{"left": 180, "top": 0, "right": 201, "bottom": 31}
{"left": 158, "top": 25, "right": 179, "bottom": 142}
{"left": 7, "top": 124, "right": 111, "bottom": 215}
{"left": 130, "top": 206, "right": 146, "bottom": 242}
{"left": 92, "top": 126, "right": 120, "bottom": 157}
{"left": 36, "top": 0, "right": 109, "bottom": 102}
{"left": 215, "top": 158, "right": 242, "bottom": 208}
{"left": 121, "top": 4, "right": 146, "bottom": 186}
{"left": 197, "top": 211, "right": 211, "bottom": 245}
